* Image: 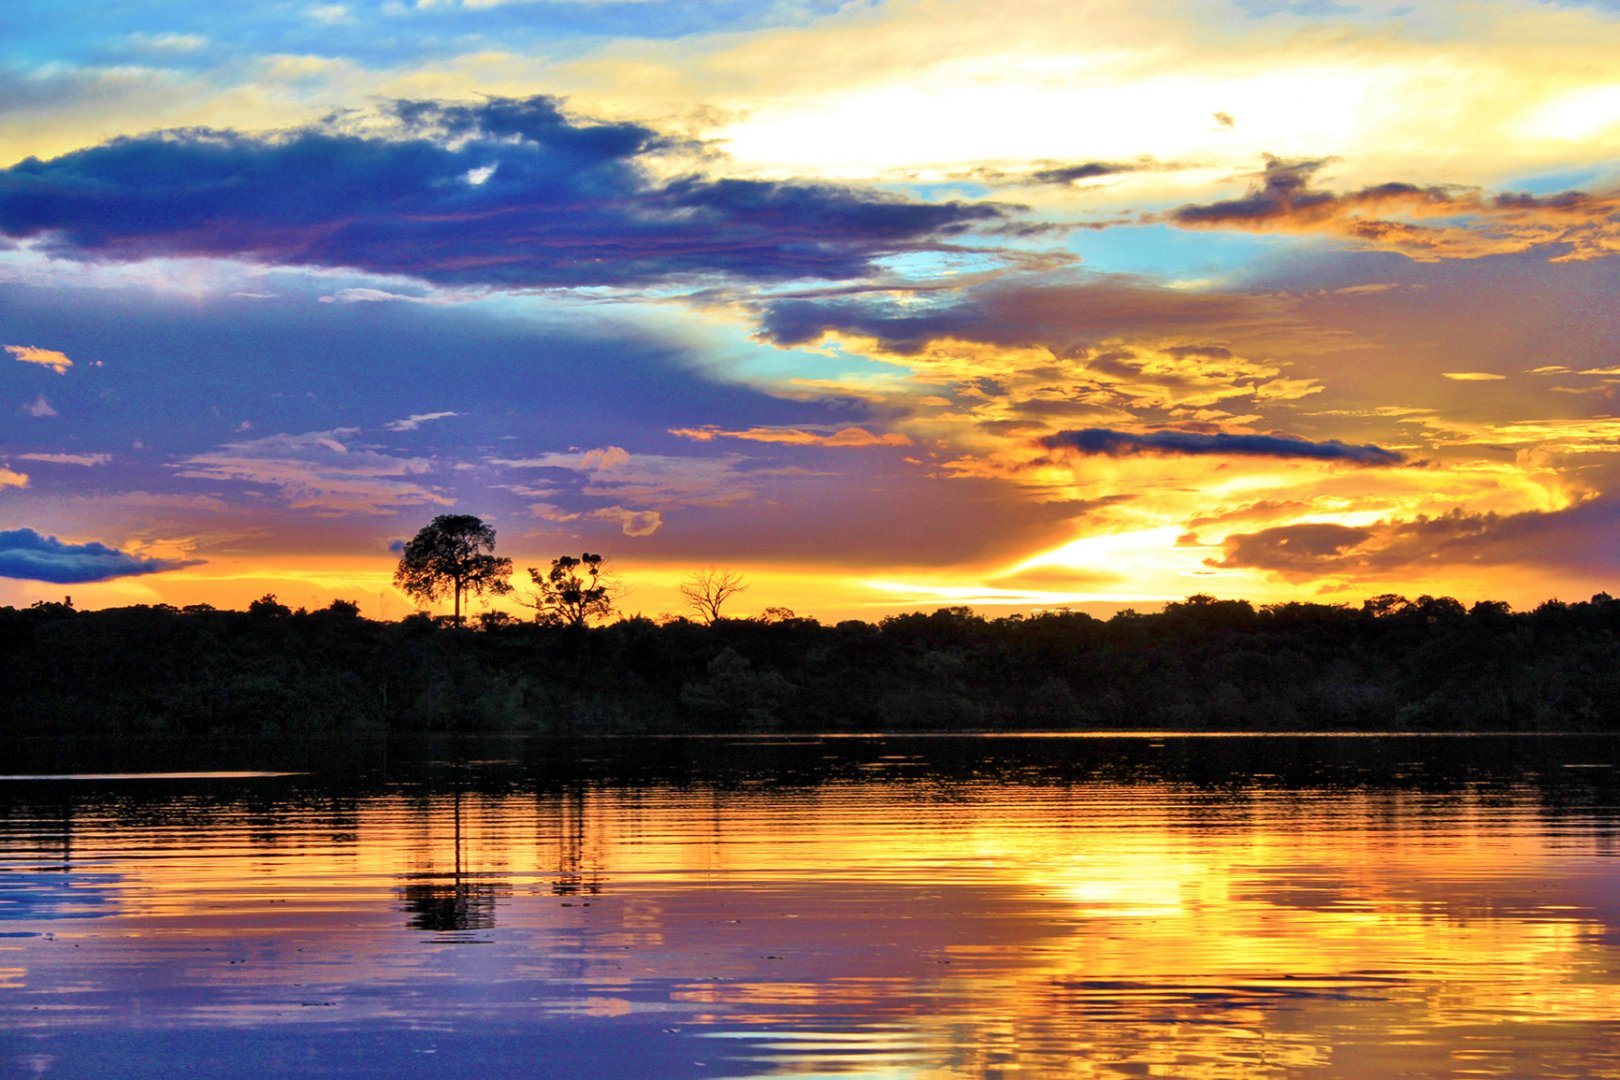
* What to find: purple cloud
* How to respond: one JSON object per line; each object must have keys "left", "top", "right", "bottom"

{"left": 0, "top": 96, "right": 1003, "bottom": 288}
{"left": 0, "top": 527, "right": 197, "bottom": 583}
{"left": 1039, "top": 428, "right": 1405, "bottom": 465}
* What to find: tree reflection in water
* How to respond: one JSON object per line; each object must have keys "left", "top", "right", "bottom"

{"left": 396, "top": 783, "right": 503, "bottom": 932}
{"left": 552, "top": 785, "right": 602, "bottom": 898}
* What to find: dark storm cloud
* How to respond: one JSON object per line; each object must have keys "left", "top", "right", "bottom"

{"left": 1038, "top": 428, "right": 1405, "bottom": 464}
{"left": 0, "top": 527, "right": 197, "bottom": 583}
{"left": 0, "top": 96, "right": 1003, "bottom": 287}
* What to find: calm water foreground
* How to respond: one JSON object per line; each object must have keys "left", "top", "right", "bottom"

{"left": 2, "top": 734, "right": 1619, "bottom": 1079}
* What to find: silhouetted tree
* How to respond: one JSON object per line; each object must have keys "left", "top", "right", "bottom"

{"left": 678, "top": 567, "right": 749, "bottom": 624}
{"left": 394, "top": 515, "right": 513, "bottom": 627}
{"left": 524, "top": 553, "right": 615, "bottom": 628}
{"left": 248, "top": 593, "right": 291, "bottom": 619}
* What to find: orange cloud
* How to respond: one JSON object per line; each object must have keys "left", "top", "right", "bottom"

{"left": 4, "top": 344, "right": 74, "bottom": 373}
{"left": 670, "top": 425, "right": 911, "bottom": 447}
{"left": 1209, "top": 499, "right": 1620, "bottom": 584}
{"left": 1169, "top": 156, "right": 1620, "bottom": 262}
{"left": 588, "top": 506, "right": 664, "bottom": 536}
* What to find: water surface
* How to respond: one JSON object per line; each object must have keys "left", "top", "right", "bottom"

{"left": 3, "top": 734, "right": 1619, "bottom": 1078}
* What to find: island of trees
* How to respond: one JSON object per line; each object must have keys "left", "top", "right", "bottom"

{"left": 6, "top": 514, "right": 1620, "bottom": 737}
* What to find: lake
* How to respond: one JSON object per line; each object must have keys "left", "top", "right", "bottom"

{"left": 3, "top": 734, "right": 1619, "bottom": 1078}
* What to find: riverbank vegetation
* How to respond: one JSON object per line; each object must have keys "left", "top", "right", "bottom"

{"left": 6, "top": 591, "right": 1620, "bottom": 735}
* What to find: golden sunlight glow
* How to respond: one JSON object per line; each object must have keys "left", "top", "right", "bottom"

{"left": 712, "top": 66, "right": 1375, "bottom": 179}
{"left": 1525, "top": 83, "right": 1620, "bottom": 141}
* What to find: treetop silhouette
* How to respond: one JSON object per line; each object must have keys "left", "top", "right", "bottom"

{"left": 394, "top": 514, "right": 513, "bottom": 626}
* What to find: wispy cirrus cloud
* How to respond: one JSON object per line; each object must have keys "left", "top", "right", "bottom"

{"left": 495, "top": 443, "right": 758, "bottom": 540}
{"left": 495, "top": 445, "right": 754, "bottom": 509}
{"left": 0, "top": 96, "right": 1004, "bottom": 289}
{"left": 174, "top": 429, "right": 450, "bottom": 515}
{"left": 0, "top": 527, "right": 199, "bottom": 583}
{"left": 384, "top": 411, "right": 458, "bottom": 432}
{"left": 17, "top": 452, "right": 111, "bottom": 466}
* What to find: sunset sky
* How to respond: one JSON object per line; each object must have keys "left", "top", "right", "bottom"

{"left": 3, "top": 0, "right": 1620, "bottom": 620}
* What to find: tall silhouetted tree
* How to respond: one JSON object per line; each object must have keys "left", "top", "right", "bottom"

{"left": 678, "top": 567, "right": 749, "bottom": 624}
{"left": 394, "top": 515, "right": 513, "bottom": 626}
{"left": 524, "top": 553, "right": 615, "bottom": 628}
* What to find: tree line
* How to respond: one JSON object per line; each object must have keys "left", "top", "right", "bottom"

{"left": 6, "top": 585, "right": 1620, "bottom": 737}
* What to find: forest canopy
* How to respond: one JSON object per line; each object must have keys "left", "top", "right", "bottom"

{"left": 5, "top": 590, "right": 1620, "bottom": 737}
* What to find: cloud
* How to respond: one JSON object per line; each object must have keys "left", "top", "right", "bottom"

{"left": 528, "top": 503, "right": 581, "bottom": 524}
{"left": 748, "top": 274, "right": 1371, "bottom": 498}
{"left": 1004, "top": 161, "right": 1175, "bottom": 187}
{"left": 1038, "top": 428, "right": 1405, "bottom": 465}
{"left": 21, "top": 395, "right": 56, "bottom": 417}
{"left": 319, "top": 288, "right": 445, "bottom": 305}
{"left": 530, "top": 497, "right": 662, "bottom": 536}
{"left": 0, "top": 96, "right": 1003, "bottom": 289}
{"left": 670, "top": 424, "right": 911, "bottom": 447}
{"left": 1168, "top": 155, "right": 1620, "bottom": 262}
{"left": 174, "top": 429, "right": 451, "bottom": 514}
{"left": 1210, "top": 499, "right": 1620, "bottom": 581}
{"left": 1442, "top": 372, "right": 1506, "bottom": 381}
{"left": 1028, "top": 162, "right": 1137, "bottom": 185}
{"left": 0, "top": 527, "right": 198, "bottom": 583}
{"left": 384, "top": 411, "right": 458, "bottom": 432}
{"left": 579, "top": 446, "right": 631, "bottom": 470}
{"left": 17, "top": 452, "right": 111, "bottom": 466}
{"left": 757, "top": 273, "right": 1305, "bottom": 354}
{"left": 588, "top": 506, "right": 664, "bottom": 536}
{"left": 0, "top": 467, "right": 27, "bottom": 488}
{"left": 306, "top": 4, "right": 353, "bottom": 24}
{"left": 496, "top": 445, "right": 755, "bottom": 511}
{"left": 1207, "top": 522, "right": 1375, "bottom": 577}
{"left": 5, "top": 344, "right": 73, "bottom": 373}
{"left": 123, "top": 32, "right": 208, "bottom": 54}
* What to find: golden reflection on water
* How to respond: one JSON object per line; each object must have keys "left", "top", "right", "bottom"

{"left": 3, "top": 749, "right": 1620, "bottom": 1078}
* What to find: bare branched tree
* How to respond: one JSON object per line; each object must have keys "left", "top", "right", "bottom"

{"left": 678, "top": 567, "right": 749, "bottom": 625}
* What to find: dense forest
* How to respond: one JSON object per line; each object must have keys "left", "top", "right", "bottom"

{"left": 6, "top": 590, "right": 1620, "bottom": 736}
